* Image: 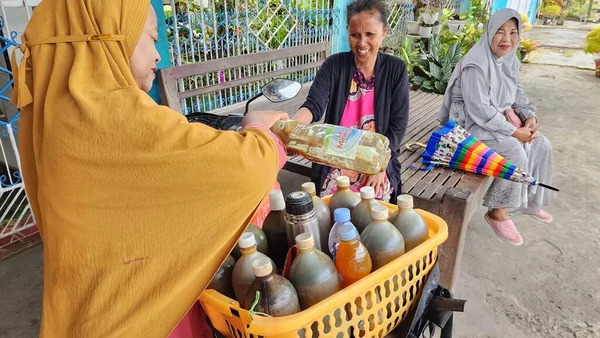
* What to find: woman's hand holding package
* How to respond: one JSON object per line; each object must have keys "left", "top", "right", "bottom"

{"left": 242, "top": 110, "right": 289, "bottom": 128}
{"left": 363, "top": 172, "right": 386, "bottom": 196}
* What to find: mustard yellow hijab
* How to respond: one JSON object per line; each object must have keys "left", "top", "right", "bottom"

{"left": 11, "top": 0, "right": 280, "bottom": 336}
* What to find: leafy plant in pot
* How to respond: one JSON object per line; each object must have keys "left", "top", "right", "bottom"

{"left": 518, "top": 38, "right": 540, "bottom": 62}
{"left": 541, "top": 5, "right": 562, "bottom": 24}
{"left": 420, "top": 7, "right": 440, "bottom": 25}
{"left": 412, "top": 36, "right": 463, "bottom": 94}
{"left": 419, "top": 22, "right": 435, "bottom": 38}
{"left": 407, "top": 0, "right": 422, "bottom": 35}
{"left": 432, "top": 20, "right": 442, "bottom": 34}
{"left": 583, "top": 26, "right": 600, "bottom": 77}
{"left": 447, "top": 14, "right": 467, "bottom": 34}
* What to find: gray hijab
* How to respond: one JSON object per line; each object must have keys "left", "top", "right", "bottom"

{"left": 439, "top": 8, "right": 522, "bottom": 123}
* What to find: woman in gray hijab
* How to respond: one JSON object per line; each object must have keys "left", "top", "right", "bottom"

{"left": 439, "top": 8, "right": 553, "bottom": 246}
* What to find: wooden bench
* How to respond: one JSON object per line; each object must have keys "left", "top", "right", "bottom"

{"left": 158, "top": 43, "right": 489, "bottom": 291}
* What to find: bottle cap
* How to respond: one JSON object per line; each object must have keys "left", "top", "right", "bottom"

{"left": 339, "top": 223, "right": 357, "bottom": 241}
{"left": 252, "top": 257, "right": 273, "bottom": 277}
{"left": 269, "top": 190, "right": 285, "bottom": 211}
{"left": 333, "top": 208, "right": 351, "bottom": 223}
{"left": 397, "top": 194, "right": 414, "bottom": 209}
{"left": 336, "top": 176, "right": 350, "bottom": 188}
{"left": 285, "top": 191, "right": 314, "bottom": 215}
{"left": 238, "top": 232, "right": 256, "bottom": 249}
{"left": 301, "top": 182, "right": 317, "bottom": 196}
{"left": 295, "top": 233, "right": 315, "bottom": 250}
{"left": 360, "top": 186, "right": 375, "bottom": 199}
{"left": 371, "top": 204, "right": 389, "bottom": 220}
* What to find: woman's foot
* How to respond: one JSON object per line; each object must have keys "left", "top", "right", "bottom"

{"left": 530, "top": 210, "right": 553, "bottom": 223}
{"left": 485, "top": 210, "right": 523, "bottom": 246}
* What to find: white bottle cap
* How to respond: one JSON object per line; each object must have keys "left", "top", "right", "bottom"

{"left": 371, "top": 204, "right": 389, "bottom": 220}
{"left": 252, "top": 257, "right": 273, "bottom": 277}
{"left": 269, "top": 190, "right": 286, "bottom": 211}
{"left": 238, "top": 232, "right": 256, "bottom": 249}
{"left": 301, "top": 182, "right": 317, "bottom": 196}
{"left": 295, "top": 233, "right": 315, "bottom": 250}
{"left": 336, "top": 176, "right": 350, "bottom": 188}
{"left": 360, "top": 186, "right": 375, "bottom": 199}
{"left": 397, "top": 195, "right": 414, "bottom": 209}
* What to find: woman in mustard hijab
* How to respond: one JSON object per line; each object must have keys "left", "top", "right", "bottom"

{"left": 11, "top": 0, "right": 288, "bottom": 336}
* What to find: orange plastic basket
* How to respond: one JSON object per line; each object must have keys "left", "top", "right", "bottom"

{"left": 199, "top": 197, "right": 448, "bottom": 337}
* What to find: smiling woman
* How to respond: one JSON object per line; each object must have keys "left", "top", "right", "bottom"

{"left": 439, "top": 8, "right": 554, "bottom": 246}
{"left": 293, "top": 0, "right": 410, "bottom": 204}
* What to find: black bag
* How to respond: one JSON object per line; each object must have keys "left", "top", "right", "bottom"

{"left": 394, "top": 263, "right": 466, "bottom": 338}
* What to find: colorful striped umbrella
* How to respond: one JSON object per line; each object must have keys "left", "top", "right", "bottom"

{"left": 407, "top": 120, "right": 558, "bottom": 191}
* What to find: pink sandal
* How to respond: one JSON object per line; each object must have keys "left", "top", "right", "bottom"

{"left": 484, "top": 213, "right": 523, "bottom": 246}
{"left": 530, "top": 210, "right": 553, "bottom": 223}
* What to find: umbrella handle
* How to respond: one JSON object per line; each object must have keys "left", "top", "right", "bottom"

{"left": 405, "top": 142, "right": 427, "bottom": 151}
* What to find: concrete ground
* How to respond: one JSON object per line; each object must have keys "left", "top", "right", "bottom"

{"left": 523, "top": 20, "right": 598, "bottom": 70}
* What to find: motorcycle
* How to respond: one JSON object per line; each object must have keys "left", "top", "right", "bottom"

{"left": 184, "top": 78, "right": 302, "bottom": 131}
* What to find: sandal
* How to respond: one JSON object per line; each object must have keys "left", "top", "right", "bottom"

{"left": 484, "top": 213, "right": 523, "bottom": 246}
{"left": 530, "top": 210, "right": 553, "bottom": 223}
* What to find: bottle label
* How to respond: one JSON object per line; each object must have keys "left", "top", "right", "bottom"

{"left": 324, "top": 126, "right": 363, "bottom": 160}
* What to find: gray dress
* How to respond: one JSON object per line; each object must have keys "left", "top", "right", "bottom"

{"left": 448, "top": 67, "right": 552, "bottom": 213}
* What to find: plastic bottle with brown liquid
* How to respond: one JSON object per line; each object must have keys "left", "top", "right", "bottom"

{"left": 207, "top": 255, "right": 236, "bottom": 299}
{"left": 230, "top": 224, "right": 269, "bottom": 260}
{"left": 361, "top": 204, "right": 405, "bottom": 270}
{"left": 335, "top": 223, "right": 372, "bottom": 288}
{"left": 232, "top": 233, "right": 277, "bottom": 304}
{"left": 289, "top": 233, "right": 341, "bottom": 310}
{"left": 301, "top": 182, "right": 331, "bottom": 255}
{"left": 262, "top": 190, "right": 288, "bottom": 269}
{"left": 329, "top": 176, "right": 361, "bottom": 216}
{"left": 243, "top": 257, "right": 301, "bottom": 317}
{"left": 350, "top": 186, "right": 381, "bottom": 234}
{"left": 388, "top": 195, "right": 428, "bottom": 252}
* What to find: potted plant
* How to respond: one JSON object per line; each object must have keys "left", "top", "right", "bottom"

{"left": 432, "top": 20, "right": 442, "bottom": 35}
{"left": 420, "top": 7, "right": 440, "bottom": 25}
{"left": 541, "top": 5, "right": 562, "bottom": 25}
{"left": 447, "top": 14, "right": 467, "bottom": 34}
{"left": 407, "top": 0, "right": 422, "bottom": 35}
{"left": 519, "top": 38, "right": 540, "bottom": 62}
{"left": 419, "top": 22, "right": 434, "bottom": 38}
{"left": 583, "top": 26, "right": 600, "bottom": 77}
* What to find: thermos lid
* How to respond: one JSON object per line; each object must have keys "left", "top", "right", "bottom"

{"left": 295, "top": 233, "right": 315, "bottom": 250}
{"left": 285, "top": 191, "right": 314, "bottom": 215}
{"left": 238, "top": 232, "right": 256, "bottom": 249}
{"left": 371, "top": 204, "right": 389, "bottom": 220}
{"left": 333, "top": 208, "right": 351, "bottom": 223}
{"left": 269, "top": 190, "right": 286, "bottom": 211}
{"left": 360, "top": 186, "right": 375, "bottom": 199}
{"left": 252, "top": 257, "right": 273, "bottom": 277}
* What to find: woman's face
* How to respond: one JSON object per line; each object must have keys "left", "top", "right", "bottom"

{"left": 347, "top": 11, "right": 388, "bottom": 69}
{"left": 491, "top": 18, "right": 519, "bottom": 58}
{"left": 130, "top": 7, "right": 161, "bottom": 92}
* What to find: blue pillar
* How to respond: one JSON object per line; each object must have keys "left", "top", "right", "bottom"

{"left": 491, "top": 0, "right": 508, "bottom": 14}
{"left": 332, "top": 0, "right": 351, "bottom": 54}
{"left": 149, "top": 0, "right": 173, "bottom": 104}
